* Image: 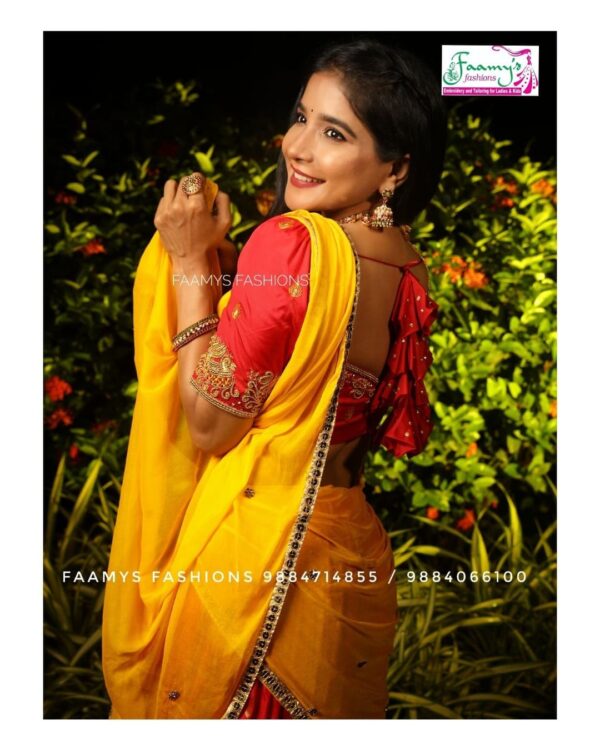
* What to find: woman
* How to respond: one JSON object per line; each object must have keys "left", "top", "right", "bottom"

{"left": 102, "top": 38, "right": 447, "bottom": 719}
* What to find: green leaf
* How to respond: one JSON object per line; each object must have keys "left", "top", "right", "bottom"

{"left": 62, "top": 154, "right": 81, "bottom": 166}
{"left": 66, "top": 182, "right": 85, "bottom": 194}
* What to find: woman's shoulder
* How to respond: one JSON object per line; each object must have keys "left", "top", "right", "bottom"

{"left": 239, "top": 214, "right": 311, "bottom": 272}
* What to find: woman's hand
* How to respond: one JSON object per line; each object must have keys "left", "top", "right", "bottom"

{"left": 154, "top": 172, "right": 233, "bottom": 273}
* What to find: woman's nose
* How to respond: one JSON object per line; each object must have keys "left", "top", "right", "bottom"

{"left": 286, "top": 128, "right": 314, "bottom": 163}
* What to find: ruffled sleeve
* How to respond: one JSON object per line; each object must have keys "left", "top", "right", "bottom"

{"left": 368, "top": 271, "right": 439, "bottom": 458}
{"left": 190, "top": 216, "right": 311, "bottom": 418}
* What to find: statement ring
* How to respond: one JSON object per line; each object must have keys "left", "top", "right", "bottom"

{"left": 180, "top": 174, "right": 204, "bottom": 196}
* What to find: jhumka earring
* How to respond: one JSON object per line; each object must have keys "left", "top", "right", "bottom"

{"left": 369, "top": 188, "right": 395, "bottom": 229}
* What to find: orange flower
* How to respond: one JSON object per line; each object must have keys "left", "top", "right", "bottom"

{"left": 442, "top": 255, "right": 467, "bottom": 283}
{"left": 46, "top": 408, "right": 74, "bottom": 429}
{"left": 69, "top": 443, "right": 79, "bottom": 460}
{"left": 455, "top": 508, "right": 476, "bottom": 532}
{"left": 466, "top": 442, "right": 478, "bottom": 458}
{"left": 45, "top": 375, "right": 73, "bottom": 402}
{"left": 493, "top": 175, "right": 518, "bottom": 194}
{"left": 463, "top": 265, "right": 488, "bottom": 289}
{"left": 531, "top": 178, "right": 555, "bottom": 198}
{"left": 549, "top": 400, "right": 557, "bottom": 418}
{"left": 442, "top": 264, "right": 462, "bottom": 283}
{"left": 426, "top": 506, "right": 440, "bottom": 520}
{"left": 78, "top": 239, "right": 106, "bottom": 256}
{"left": 255, "top": 189, "right": 276, "bottom": 217}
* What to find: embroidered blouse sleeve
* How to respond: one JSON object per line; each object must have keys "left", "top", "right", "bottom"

{"left": 189, "top": 216, "right": 311, "bottom": 418}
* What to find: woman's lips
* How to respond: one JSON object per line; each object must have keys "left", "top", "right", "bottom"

{"left": 289, "top": 170, "right": 326, "bottom": 188}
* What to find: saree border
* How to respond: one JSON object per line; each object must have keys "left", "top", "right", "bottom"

{"left": 258, "top": 663, "right": 313, "bottom": 719}
{"left": 222, "top": 216, "right": 361, "bottom": 719}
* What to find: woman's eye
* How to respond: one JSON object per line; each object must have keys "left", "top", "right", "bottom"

{"left": 293, "top": 111, "right": 345, "bottom": 142}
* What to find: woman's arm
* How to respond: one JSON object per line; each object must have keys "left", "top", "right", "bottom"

{"left": 171, "top": 249, "right": 255, "bottom": 454}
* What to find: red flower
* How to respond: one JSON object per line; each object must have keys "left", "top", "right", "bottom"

{"left": 157, "top": 140, "right": 180, "bottom": 158}
{"left": 426, "top": 506, "right": 440, "bottom": 520}
{"left": 78, "top": 239, "right": 106, "bottom": 256}
{"left": 68, "top": 443, "right": 79, "bottom": 461}
{"left": 54, "top": 191, "right": 77, "bottom": 205}
{"left": 497, "top": 196, "right": 515, "bottom": 208}
{"left": 46, "top": 408, "right": 74, "bottom": 429}
{"left": 270, "top": 134, "right": 284, "bottom": 149}
{"left": 147, "top": 166, "right": 161, "bottom": 186}
{"left": 91, "top": 419, "right": 118, "bottom": 433}
{"left": 45, "top": 375, "right": 73, "bottom": 402}
{"left": 455, "top": 508, "right": 476, "bottom": 532}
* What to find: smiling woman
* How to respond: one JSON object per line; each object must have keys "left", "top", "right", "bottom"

{"left": 102, "top": 36, "right": 447, "bottom": 720}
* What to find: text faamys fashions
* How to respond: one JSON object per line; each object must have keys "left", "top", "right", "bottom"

{"left": 101, "top": 208, "right": 399, "bottom": 719}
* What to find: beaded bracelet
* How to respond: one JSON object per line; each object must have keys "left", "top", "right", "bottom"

{"left": 172, "top": 313, "right": 220, "bottom": 352}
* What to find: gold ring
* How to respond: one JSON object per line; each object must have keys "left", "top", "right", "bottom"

{"left": 180, "top": 174, "right": 204, "bottom": 195}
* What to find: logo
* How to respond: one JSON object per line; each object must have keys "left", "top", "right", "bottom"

{"left": 442, "top": 45, "right": 539, "bottom": 96}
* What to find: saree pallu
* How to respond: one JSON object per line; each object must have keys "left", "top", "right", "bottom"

{"left": 102, "top": 208, "right": 398, "bottom": 719}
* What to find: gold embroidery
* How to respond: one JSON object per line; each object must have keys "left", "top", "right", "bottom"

{"left": 277, "top": 220, "right": 294, "bottom": 230}
{"left": 258, "top": 664, "right": 316, "bottom": 718}
{"left": 344, "top": 372, "right": 376, "bottom": 400}
{"left": 345, "top": 362, "right": 379, "bottom": 383}
{"left": 231, "top": 303, "right": 242, "bottom": 319}
{"left": 288, "top": 281, "right": 302, "bottom": 298}
{"left": 190, "top": 333, "right": 278, "bottom": 418}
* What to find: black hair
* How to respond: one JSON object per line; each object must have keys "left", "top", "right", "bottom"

{"left": 265, "top": 37, "right": 448, "bottom": 226}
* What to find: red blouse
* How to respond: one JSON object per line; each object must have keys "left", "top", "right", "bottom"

{"left": 190, "top": 215, "right": 439, "bottom": 459}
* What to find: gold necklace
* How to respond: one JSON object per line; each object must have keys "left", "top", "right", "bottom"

{"left": 334, "top": 209, "right": 412, "bottom": 242}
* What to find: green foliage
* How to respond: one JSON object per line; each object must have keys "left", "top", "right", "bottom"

{"left": 44, "top": 79, "right": 556, "bottom": 719}
{"left": 385, "top": 493, "right": 556, "bottom": 718}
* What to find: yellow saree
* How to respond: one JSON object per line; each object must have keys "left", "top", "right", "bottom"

{"left": 101, "top": 207, "right": 398, "bottom": 719}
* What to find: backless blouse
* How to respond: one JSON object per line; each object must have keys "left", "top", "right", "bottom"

{"left": 190, "top": 215, "right": 439, "bottom": 459}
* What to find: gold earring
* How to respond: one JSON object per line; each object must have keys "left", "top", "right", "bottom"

{"left": 369, "top": 188, "right": 395, "bottom": 229}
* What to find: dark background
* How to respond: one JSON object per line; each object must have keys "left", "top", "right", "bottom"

{"left": 45, "top": 30, "right": 556, "bottom": 163}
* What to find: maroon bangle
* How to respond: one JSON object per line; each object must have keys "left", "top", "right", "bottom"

{"left": 172, "top": 313, "right": 219, "bottom": 352}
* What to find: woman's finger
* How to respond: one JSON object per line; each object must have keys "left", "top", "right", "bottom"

{"left": 213, "top": 191, "right": 233, "bottom": 230}
{"left": 163, "top": 179, "right": 178, "bottom": 205}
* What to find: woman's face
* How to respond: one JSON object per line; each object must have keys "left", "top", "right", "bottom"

{"left": 281, "top": 71, "right": 408, "bottom": 222}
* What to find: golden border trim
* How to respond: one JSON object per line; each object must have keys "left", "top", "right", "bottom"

{"left": 221, "top": 215, "right": 361, "bottom": 719}
{"left": 258, "top": 664, "right": 315, "bottom": 719}
{"left": 345, "top": 361, "right": 380, "bottom": 384}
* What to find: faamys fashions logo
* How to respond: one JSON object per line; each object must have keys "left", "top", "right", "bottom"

{"left": 442, "top": 44, "right": 539, "bottom": 96}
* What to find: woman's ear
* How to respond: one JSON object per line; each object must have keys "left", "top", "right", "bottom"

{"left": 392, "top": 154, "right": 411, "bottom": 187}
